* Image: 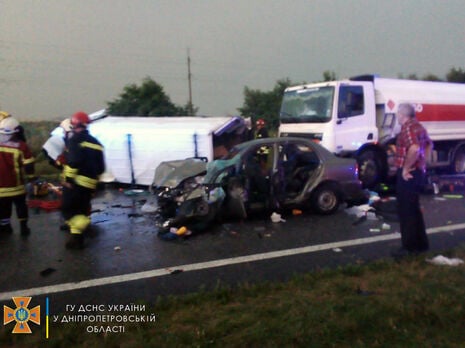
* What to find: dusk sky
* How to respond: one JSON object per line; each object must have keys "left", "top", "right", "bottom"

{"left": 1, "top": 0, "right": 464, "bottom": 120}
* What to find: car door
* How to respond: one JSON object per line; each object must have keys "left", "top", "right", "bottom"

{"left": 276, "top": 140, "right": 323, "bottom": 204}
{"left": 334, "top": 82, "right": 377, "bottom": 154}
{"left": 237, "top": 143, "right": 276, "bottom": 211}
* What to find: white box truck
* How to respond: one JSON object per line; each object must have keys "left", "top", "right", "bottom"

{"left": 43, "top": 115, "right": 250, "bottom": 186}
{"left": 279, "top": 75, "right": 465, "bottom": 188}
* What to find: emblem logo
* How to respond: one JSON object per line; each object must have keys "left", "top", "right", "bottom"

{"left": 3, "top": 297, "right": 41, "bottom": 334}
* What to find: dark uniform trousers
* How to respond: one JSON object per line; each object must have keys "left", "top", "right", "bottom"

{"left": 0, "top": 194, "right": 28, "bottom": 224}
{"left": 396, "top": 168, "right": 429, "bottom": 252}
{"left": 61, "top": 129, "right": 104, "bottom": 237}
{"left": 61, "top": 185, "right": 93, "bottom": 234}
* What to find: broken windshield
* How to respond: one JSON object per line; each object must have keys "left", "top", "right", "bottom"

{"left": 280, "top": 86, "right": 334, "bottom": 123}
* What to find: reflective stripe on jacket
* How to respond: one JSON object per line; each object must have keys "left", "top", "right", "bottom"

{"left": 0, "top": 140, "right": 34, "bottom": 197}
{"left": 63, "top": 130, "right": 105, "bottom": 190}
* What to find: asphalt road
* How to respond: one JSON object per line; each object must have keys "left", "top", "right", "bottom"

{"left": 1, "top": 187, "right": 465, "bottom": 314}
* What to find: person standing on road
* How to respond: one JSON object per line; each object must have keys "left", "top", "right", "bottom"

{"left": 393, "top": 103, "right": 433, "bottom": 257}
{"left": 62, "top": 111, "right": 105, "bottom": 249}
{"left": 0, "top": 116, "right": 35, "bottom": 235}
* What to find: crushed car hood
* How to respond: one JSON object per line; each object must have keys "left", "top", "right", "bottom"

{"left": 153, "top": 158, "right": 207, "bottom": 188}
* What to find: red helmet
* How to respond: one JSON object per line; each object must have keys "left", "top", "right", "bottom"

{"left": 256, "top": 118, "right": 265, "bottom": 126}
{"left": 71, "top": 111, "right": 90, "bottom": 128}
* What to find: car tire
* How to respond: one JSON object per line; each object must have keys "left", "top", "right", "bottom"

{"left": 357, "top": 149, "right": 387, "bottom": 189}
{"left": 310, "top": 184, "right": 341, "bottom": 215}
{"left": 452, "top": 146, "right": 465, "bottom": 174}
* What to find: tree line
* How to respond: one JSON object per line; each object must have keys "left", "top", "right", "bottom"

{"left": 107, "top": 67, "right": 465, "bottom": 131}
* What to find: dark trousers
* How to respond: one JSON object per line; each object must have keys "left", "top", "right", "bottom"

{"left": 61, "top": 185, "right": 92, "bottom": 221}
{"left": 396, "top": 169, "right": 429, "bottom": 252}
{"left": 0, "top": 194, "right": 28, "bottom": 225}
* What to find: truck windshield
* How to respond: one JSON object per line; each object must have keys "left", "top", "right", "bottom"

{"left": 280, "top": 86, "right": 334, "bottom": 123}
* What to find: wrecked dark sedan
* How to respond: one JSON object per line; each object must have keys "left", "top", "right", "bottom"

{"left": 152, "top": 137, "right": 367, "bottom": 234}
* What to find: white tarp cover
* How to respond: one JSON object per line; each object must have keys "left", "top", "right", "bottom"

{"left": 88, "top": 116, "right": 245, "bottom": 185}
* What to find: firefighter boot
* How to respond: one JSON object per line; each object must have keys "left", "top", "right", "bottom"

{"left": 65, "top": 215, "right": 90, "bottom": 249}
{"left": 0, "top": 224, "right": 13, "bottom": 234}
{"left": 20, "top": 221, "right": 31, "bottom": 236}
{"left": 65, "top": 233, "right": 84, "bottom": 249}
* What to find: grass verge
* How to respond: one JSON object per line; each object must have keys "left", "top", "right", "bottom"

{"left": 1, "top": 245, "right": 465, "bottom": 347}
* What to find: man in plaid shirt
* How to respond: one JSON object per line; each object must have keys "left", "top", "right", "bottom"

{"left": 393, "top": 103, "right": 433, "bottom": 257}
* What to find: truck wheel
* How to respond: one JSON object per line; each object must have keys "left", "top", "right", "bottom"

{"left": 357, "top": 150, "right": 386, "bottom": 189}
{"left": 453, "top": 146, "right": 465, "bottom": 174}
{"left": 310, "top": 184, "right": 340, "bottom": 215}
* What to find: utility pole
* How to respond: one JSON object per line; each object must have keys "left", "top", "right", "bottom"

{"left": 187, "top": 48, "right": 193, "bottom": 115}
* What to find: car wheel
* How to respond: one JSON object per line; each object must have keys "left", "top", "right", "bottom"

{"left": 311, "top": 184, "right": 341, "bottom": 215}
{"left": 452, "top": 146, "right": 465, "bottom": 174}
{"left": 357, "top": 149, "right": 387, "bottom": 189}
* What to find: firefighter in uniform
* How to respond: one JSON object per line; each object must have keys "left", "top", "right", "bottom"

{"left": 254, "top": 118, "right": 269, "bottom": 139}
{"left": 62, "top": 111, "right": 105, "bottom": 249}
{"left": 254, "top": 118, "right": 270, "bottom": 170}
{"left": 0, "top": 116, "right": 35, "bottom": 235}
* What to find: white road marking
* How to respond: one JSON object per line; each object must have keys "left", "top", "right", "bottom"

{"left": 1, "top": 222, "right": 465, "bottom": 301}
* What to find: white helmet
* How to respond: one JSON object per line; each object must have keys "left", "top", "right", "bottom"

{"left": 0, "top": 117, "right": 20, "bottom": 134}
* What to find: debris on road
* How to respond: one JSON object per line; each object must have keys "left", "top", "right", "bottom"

{"left": 158, "top": 226, "right": 192, "bottom": 241}
{"left": 40, "top": 268, "right": 56, "bottom": 277}
{"left": 381, "top": 223, "right": 391, "bottom": 230}
{"left": 270, "top": 212, "right": 285, "bottom": 223}
{"left": 426, "top": 255, "right": 464, "bottom": 266}
{"left": 114, "top": 246, "right": 121, "bottom": 252}
{"left": 333, "top": 248, "right": 343, "bottom": 253}
{"left": 345, "top": 204, "right": 372, "bottom": 217}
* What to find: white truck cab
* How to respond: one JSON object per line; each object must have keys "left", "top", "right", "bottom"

{"left": 279, "top": 75, "right": 465, "bottom": 188}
